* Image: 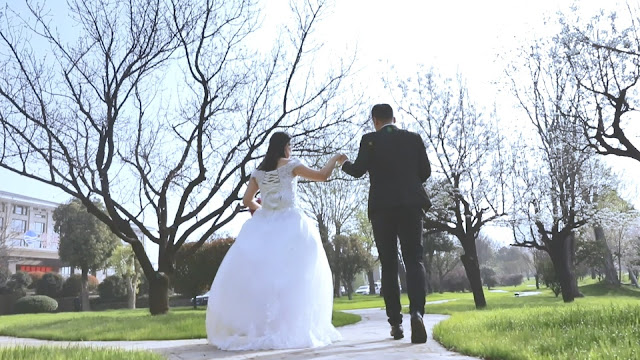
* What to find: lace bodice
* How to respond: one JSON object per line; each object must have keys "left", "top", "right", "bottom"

{"left": 251, "top": 158, "right": 303, "bottom": 211}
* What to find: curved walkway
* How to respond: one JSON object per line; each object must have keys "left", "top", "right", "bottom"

{"left": 0, "top": 308, "right": 479, "bottom": 360}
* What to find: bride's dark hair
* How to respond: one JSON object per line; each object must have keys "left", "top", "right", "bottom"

{"left": 257, "top": 132, "right": 291, "bottom": 171}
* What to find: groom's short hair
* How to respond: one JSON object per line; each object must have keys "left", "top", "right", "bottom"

{"left": 372, "top": 104, "right": 393, "bottom": 121}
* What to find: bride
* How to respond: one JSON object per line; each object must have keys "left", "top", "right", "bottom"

{"left": 206, "top": 132, "right": 345, "bottom": 350}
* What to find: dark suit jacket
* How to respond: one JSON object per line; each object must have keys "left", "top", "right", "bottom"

{"left": 342, "top": 125, "right": 431, "bottom": 217}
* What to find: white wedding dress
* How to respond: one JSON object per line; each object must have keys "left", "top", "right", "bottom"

{"left": 206, "top": 158, "right": 341, "bottom": 350}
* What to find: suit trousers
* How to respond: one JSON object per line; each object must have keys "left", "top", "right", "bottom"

{"left": 370, "top": 206, "right": 426, "bottom": 326}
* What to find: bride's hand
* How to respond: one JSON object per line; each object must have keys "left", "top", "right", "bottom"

{"left": 335, "top": 154, "right": 348, "bottom": 165}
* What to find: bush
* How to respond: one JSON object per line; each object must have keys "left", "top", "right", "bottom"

{"left": 540, "top": 259, "right": 562, "bottom": 297}
{"left": 500, "top": 274, "right": 524, "bottom": 287}
{"left": 87, "top": 275, "right": 99, "bottom": 292}
{"left": 481, "top": 267, "right": 498, "bottom": 289}
{"left": 9, "top": 271, "right": 32, "bottom": 289}
{"left": 4, "top": 271, "right": 31, "bottom": 297}
{"left": 174, "top": 237, "right": 235, "bottom": 302}
{"left": 14, "top": 295, "right": 58, "bottom": 314}
{"left": 98, "top": 275, "right": 128, "bottom": 301}
{"left": 138, "top": 275, "right": 149, "bottom": 296}
{"left": 28, "top": 271, "right": 46, "bottom": 288}
{"left": 441, "top": 268, "right": 471, "bottom": 292}
{"left": 36, "top": 272, "right": 64, "bottom": 298}
{"left": 62, "top": 274, "right": 100, "bottom": 297}
{"left": 62, "top": 274, "right": 82, "bottom": 297}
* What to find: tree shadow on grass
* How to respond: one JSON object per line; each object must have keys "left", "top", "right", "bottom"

{"left": 579, "top": 283, "right": 640, "bottom": 297}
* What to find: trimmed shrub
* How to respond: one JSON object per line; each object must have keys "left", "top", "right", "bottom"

{"left": 62, "top": 274, "right": 100, "bottom": 297}
{"left": 98, "top": 275, "right": 128, "bottom": 301}
{"left": 36, "top": 272, "right": 64, "bottom": 298}
{"left": 28, "top": 271, "right": 46, "bottom": 288}
{"left": 62, "top": 274, "right": 83, "bottom": 297}
{"left": 14, "top": 295, "right": 58, "bottom": 314}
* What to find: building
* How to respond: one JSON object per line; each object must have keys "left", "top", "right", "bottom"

{"left": 0, "top": 190, "right": 63, "bottom": 274}
{"left": 1, "top": 190, "right": 159, "bottom": 279}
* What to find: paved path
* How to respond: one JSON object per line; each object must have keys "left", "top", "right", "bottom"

{"left": 0, "top": 308, "right": 478, "bottom": 360}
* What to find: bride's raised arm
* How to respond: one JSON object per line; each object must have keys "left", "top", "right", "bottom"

{"left": 293, "top": 154, "right": 347, "bottom": 182}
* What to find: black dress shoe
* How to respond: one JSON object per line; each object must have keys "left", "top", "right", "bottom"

{"left": 390, "top": 324, "right": 404, "bottom": 340}
{"left": 410, "top": 312, "right": 427, "bottom": 344}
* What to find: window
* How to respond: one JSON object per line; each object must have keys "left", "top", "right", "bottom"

{"left": 11, "top": 219, "right": 27, "bottom": 233}
{"left": 35, "top": 213, "right": 46, "bottom": 219}
{"left": 13, "top": 205, "right": 27, "bottom": 215}
{"left": 0, "top": 203, "right": 5, "bottom": 212}
{"left": 34, "top": 222, "right": 46, "bottom": 234}
{"left": 0, "top": 217, "right": 3, "bottom": 229}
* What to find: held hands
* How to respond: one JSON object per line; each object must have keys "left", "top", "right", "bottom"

{"left": 335, "top": 154, "right": 348, "bottom": 166}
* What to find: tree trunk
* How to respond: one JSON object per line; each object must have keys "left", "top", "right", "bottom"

{"left": 593, "top": 225, "right": 620, "bottom": 286}
{"left": 548, "top": 236, "right": 576, "bottom": 303}
{"left": 148, "top": 272, "right": 170, "bottom": 315}
{"left": 629, "top": 268, "right": 639, "bottom": 288}
{"left": 425, "top": 252, "right": 434, "bottom": 294}
{"left": 459, "top": 238, "right": 486, "bottom": 309}
{"left": 346, "top": 282, "right": 353, "bottom": 300}
{"left": 333, "top": 273, "right": 342, "bottom": 298}
{"left": 130, "top": 239, "right": 166, "bottom": 315}
{"left": 126, "top": 276, "right": 136, "bottom": 309}
{"left": 534, "top": 273, "right": 540, "bottom": 289}
{"left": 367, "top": 269, "right": 376, "bottom": 296}
{"left": 567, "top": 233, "right": 583, "bottom": 298}
{"left": 80, "top": 266, "right": 90, "bottom": 311}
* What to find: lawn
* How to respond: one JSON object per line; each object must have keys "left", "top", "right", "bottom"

{"left": 334, "top": 280, "right": 640, "bottom": 359}
{"left": 433, "top": 283, "right": 640, "bottom": 360}
{"left": 0, "top": 346, "right": 163, "bottom": 360}
{"left": 0, "top": 309, "right": 360, "bottom": 341}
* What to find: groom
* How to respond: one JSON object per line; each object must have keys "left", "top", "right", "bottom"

{"left": 342, "top": 104, "right": 430, "bottom": 344}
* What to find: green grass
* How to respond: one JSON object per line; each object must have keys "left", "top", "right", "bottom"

{"left": 332, "top": 310, "right": 361, "bottom": 327}
{"left": 0, "top": 308, "right": 360, "bottom": 341}
{"left": 433, "top": 283, "right": 640, "bottom": 360}
{"left": 333, "top": 294, "right": 389, "bottom": 310}
{"left": 0, "top": 346, "right": 163, "bottom": 360}
{"left": 333, "top": 291, "right": 466, "bottom": 311}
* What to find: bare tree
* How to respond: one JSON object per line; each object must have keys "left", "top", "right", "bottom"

{"left": 0, "top": 0, "right": 355, "bottom": 314}
{"left": 299, "top": 171, "right": 366, "bottom": 297}
{"left": 507, "top": 37, "right": 596, "bottom": 302}
{"left": 354, "top": 210, "right": 379, "bottom": 296}
{"left": 559, "top": 6, "right": 640, "bottom": 162}
{"left": 423, "top": 232, "right": 460, "bottom": 294}
{"left": 0, "top": 218, "right": 18, "bottom": 284}
{"left": 392, "top": 69, "right": 509, "bottom": 309}
{"left": 626, "top": 221, "right": 640, "bottom": 287}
